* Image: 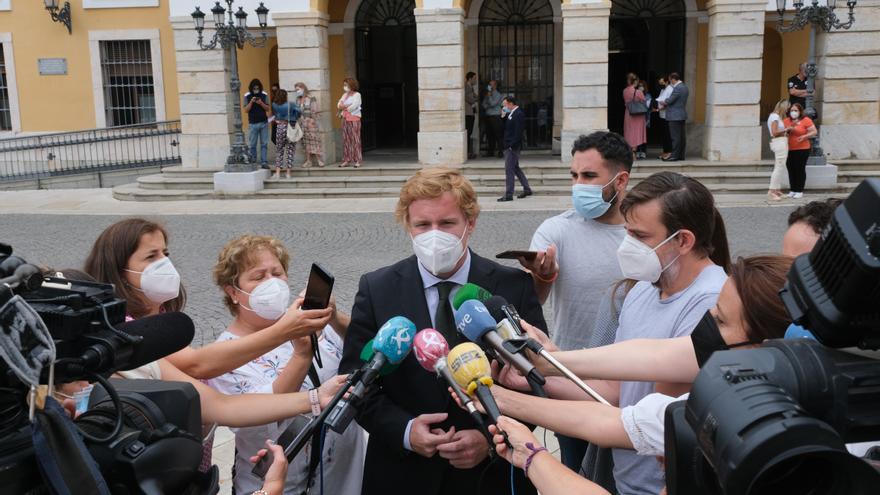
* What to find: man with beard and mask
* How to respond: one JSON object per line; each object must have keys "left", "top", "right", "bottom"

{"left": 518, "top": 131, "right": 629, "bottom": 471}
{"left": 339, "top": 167, "right": 547, "bottom": 495}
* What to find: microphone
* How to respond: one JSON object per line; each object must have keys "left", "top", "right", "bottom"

{"left": 359, "top": 338, "right": 402, "bottom": 376}
{"left": 455, "top": 300, "right": 545, "bottom": 386}
{"left": 483, "top": 298, "right": 611, "bottom": 406}
{"left": 447, "top": 343, "right": 503, "bottom": 423}
{"left": 413, "top": 328, "right": 494, "bottom": 447}
{"left": 483, "top": 295, "right": 526, "bottom": 341}
{"left": 60, "top": 311, "right": 195, "bottom": 379}
{"left": 452, "top": 282, "right": 493, "bottom": 311}
{"left": 324, "top": 316, "right": 416, "bottom": 433}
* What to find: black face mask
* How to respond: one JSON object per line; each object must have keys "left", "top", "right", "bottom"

{"left": 690, "top": 310, "right": 754, "bottom": 368}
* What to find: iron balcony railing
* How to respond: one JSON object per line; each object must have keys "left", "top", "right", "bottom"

{"left": 0, "top": 120, "right": 181, "bottom": 181}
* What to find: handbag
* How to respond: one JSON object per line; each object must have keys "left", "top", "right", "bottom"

{"left": 627, "top": 88, "right": 648, "bottom": 116}
{"left": 286, "top": 102, "right": 304, "bottom": 142}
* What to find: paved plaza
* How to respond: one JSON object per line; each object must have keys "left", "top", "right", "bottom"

{"left": 3, "top": 205, "right": 794, "bottom": 346}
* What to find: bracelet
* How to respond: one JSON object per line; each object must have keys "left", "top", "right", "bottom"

{"left": 308, "top": 388, "right": 321, "bottom": 416}
{"left": 252, "top": 490, "right": 269, "bottom": 495}
{"left": 532, "top": 270, "right": 558, "bottom": 284}
{"left": 523, "top": 442, "right": 548, "bottom": 479}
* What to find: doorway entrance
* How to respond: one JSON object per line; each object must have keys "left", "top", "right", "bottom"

{"left": 478, "top": 0, "right": 555, "bottom": 152}
{"left": 355, "top": 0, "right": 418, "bottom": 151}
{"left": 608, "top": 0, "right": 685, "bottom": 147}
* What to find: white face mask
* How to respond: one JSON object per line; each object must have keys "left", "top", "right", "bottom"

{"left": 343, "top": 85, "right": 350, "bottom": 92}
{"left": 411, "top": 227, "right": 468, "bottom": 277}
{"left": 296, "top": 89, "right": 304, "bottom": 97}
{"left": 235, "top": 277, "right": 290, "bottom": 321}
{"left": 125, "top": 257, "right": 181, "bottom": 305}
{"left": 616, "top": 230, "right": 682, "bottom": 283}
{"left": 790, "top": 111, "right": 800, "bottom": 119}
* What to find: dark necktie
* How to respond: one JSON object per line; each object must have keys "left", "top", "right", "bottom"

{"left": 434, "top": 281, "right": 457, "bottom": 342}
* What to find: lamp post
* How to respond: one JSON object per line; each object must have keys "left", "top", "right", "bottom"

{"left": 191, "top": 1, "right": 270, "bottom": 173}
{"left": 43, "top": 0, "right": 72, "bottom": 34}
{"left": 776, "top": 0, "right": 857, "bottom": 166}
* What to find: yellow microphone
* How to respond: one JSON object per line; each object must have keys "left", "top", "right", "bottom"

{"left": 448, "top": 343, "right": 503, "bottom": 423}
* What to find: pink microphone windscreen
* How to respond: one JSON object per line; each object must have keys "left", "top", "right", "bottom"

{"left": 413, "top": 328, "right": 449, "bottom": 372}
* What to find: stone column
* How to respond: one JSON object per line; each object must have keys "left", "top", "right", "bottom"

{"left": 816, "top": 0, "right": 880, "bottom": 160}
{"left": 415, "top": 8, "right": 466, "bottom": 165}
{"left": 274, "top": 12, "right": 336, "bottom": 164}
{"left": 702, "top": 0, "right": 765, "bottom": 161}
{"left": 560, "top": 1, "right": 611, "bottom": 163}
{"left": 172, "top": 17, "right": 232, "bottom": 170}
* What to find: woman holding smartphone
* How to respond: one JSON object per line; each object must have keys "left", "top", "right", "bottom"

{"left": 209, "top": 234, "right": 363, "bottom": 495}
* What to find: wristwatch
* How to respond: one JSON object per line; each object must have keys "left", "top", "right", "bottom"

{"left": 252, "top": 490, "right": 270, "bottom": 495}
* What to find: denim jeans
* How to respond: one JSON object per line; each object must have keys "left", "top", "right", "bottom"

{"left": 247, "top": 121, "right": 269, "bottom": 165}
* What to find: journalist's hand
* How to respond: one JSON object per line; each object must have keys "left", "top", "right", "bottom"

{"left": 494, "top": 361, "right": 531, "bottom": 392}
{"left": 276, "top": 297, "right": 332, "bottom": 340}
{"left": 490, "top": 416, "right": 541, "bottom": 469}
{"left": 409, "top": 413, "right": 457, "bottom": 458}
{"left": 250, "top": 441, "right": 288, "bottom": 494}
{"left": 518, "top": 245, "right": 558, "bottom": 282}
{"left": 437, "top": 429, "right": 490, "bottom": 469}
{"left": 520, "top": 319, "right": 558, "bottom": 352}
{"left": 317, "top": 375, "right": 349, "bottom": 408}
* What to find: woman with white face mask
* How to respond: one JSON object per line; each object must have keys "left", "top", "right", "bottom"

{"left": 209, "top": 235, "right": 364, "bottom": 495}
{"left": 294, "top": 82, "right": 325, "bottom": 168}
{"left": 84, "top": 218, "right": 334, "bottom": 380}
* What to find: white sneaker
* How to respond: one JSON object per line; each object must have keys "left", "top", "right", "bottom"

{"left": 787, "top": 192, "right": 796, "bottom": 198}
{"left": 792, "top": 192, "right": 804, "bottom": 199}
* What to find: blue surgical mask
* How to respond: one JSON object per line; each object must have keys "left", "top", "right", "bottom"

{"left": 572, "top": 173, "right": 620, "bottom": 219}
{"left": 502, "top": 107, "right": 510, "bottom": 115}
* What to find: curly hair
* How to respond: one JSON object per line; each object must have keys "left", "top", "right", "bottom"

{"left": 395, "top": 167, "right": 481, "bottom": 226}
{"left": 787, "top": 198, "right": 843, "bottom": 235}
{"left": 213, "top": 235, "right": 290, "bottom": 315}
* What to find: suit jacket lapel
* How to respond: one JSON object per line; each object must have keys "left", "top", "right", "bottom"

{"left": 467, "top": 251, "right": 499, "bottom": 299}
{"left": 394, "top": 255, "right": 432, "bottom": 330}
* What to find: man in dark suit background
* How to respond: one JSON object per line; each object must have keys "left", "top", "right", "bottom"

{"left": 340, "top": 167, "right": 547, "bottom": 495}
{"left": 660, "top": 72, "right": 689, "bottom": 162}
{"left": 498, "top": 96, "right": 533, "bottom": 202}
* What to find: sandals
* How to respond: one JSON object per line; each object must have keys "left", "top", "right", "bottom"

{"left": 353, "top": 163, "right": 361, "bottom": 168}
{"left": 339, "top": 162, "right": 350, "bottom": 168}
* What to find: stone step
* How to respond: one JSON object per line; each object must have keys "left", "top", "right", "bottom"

{"left": 141, "top": 169, "right": 878, "bottom": 191}
{"left": 113, "top": 181, "right": 861, "bottom": 202}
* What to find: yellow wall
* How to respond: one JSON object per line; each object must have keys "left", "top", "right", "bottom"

{"left": 236, "top": 41, "right": 277, "bottom": 131}
{"left": 329, "top": 34, "right": 345, "bottom": 129}
{"left": 694, "top": 22, "right": 708, "bottom": 124}
{"left": 0, "top": 0, "right": 179, "bottom": 132}
{"left": 329, "top": 0, "right": 347, "bottom": 22}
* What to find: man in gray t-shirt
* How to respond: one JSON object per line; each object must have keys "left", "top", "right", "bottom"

{"left": 612, "top": 265, "right": 726, "bottom": 494}
{"left": 603, "top": 171, "right": 731, "bottom": 495}
{"left": 521, "top": 132, "right": 632, "bottom": 471}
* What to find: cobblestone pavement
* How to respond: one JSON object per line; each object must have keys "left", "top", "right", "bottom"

{"left": 3, "top": 206, "right": 793, "bottom": 346}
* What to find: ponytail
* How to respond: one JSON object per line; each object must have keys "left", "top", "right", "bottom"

{"left": 710, "top": 207, "right": 731, "bottom": 273}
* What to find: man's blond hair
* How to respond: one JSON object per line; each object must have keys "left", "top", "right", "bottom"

{"left": 395, "top": 167, "right": 481, "bottom": 225}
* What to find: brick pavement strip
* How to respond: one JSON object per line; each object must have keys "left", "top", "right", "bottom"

{"left": 2, "top": 208, "right": 794, "bottom": 346}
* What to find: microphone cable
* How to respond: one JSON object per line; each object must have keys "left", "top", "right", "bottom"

{"left": 510, "top": 462, "right": 516, "bottom": 495}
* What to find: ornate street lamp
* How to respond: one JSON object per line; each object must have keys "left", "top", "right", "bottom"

{"left": 191, "top": 1, "right": 270, "bottom": 173}
{"left": 777, "top": 0, "right": 857, "bottom": 166}
{"left": 43, "top": 0, "right": 72, "bottom": 34}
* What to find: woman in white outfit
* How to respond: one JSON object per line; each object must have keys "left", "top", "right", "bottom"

{"left": 767, "top": 99, "right": 791, "bottom": 201}
{"left": 209, "top": 235, "right": 365, "bottom": 495}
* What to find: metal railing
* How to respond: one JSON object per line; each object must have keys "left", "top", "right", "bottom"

{"left": 0, "top": 120, "right": 181, "bottom": 181}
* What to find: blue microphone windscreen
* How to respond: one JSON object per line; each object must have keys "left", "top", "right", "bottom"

{"left": 374, "top": 316, "right": 417, "bottom": 364}
{"left": 454, "top": 299, "right": 497, "bottom": 343}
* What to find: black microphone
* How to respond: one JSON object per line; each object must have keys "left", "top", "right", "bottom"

{"left": 64, "top": 312, "right": 195, "bottom": 379}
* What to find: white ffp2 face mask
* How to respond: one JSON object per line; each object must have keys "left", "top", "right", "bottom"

{"left": 616, "top": 231, "right": 681, "bottom": 283}
{"left": 125, "top": 257, "right": 181, "bottom": 305}
{"left": 235, "top": 277, "right": 291, "bottom": 321}
{"left": 412, "top": 228, "right": 468, "bottom": 277}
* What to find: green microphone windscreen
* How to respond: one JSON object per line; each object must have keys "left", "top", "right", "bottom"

{"left": 359, "top": 338, "right": 400, "bottom": 376}
{"left": 452, "top": 283, "right": 492, "bottom": 311}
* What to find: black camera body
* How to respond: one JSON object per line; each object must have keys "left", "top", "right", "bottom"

{"left": 665, "top": 179, "right": 880, "bottom": 495}
{"left": 0, "top": 245, "right": 215, "bottom": 494}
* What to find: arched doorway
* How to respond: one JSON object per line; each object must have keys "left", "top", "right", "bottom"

{"left": 355, "top": 0, "right": 418, "bottom": 151}
{"left": 478, "top": 0, "right": 555, "bottom": 151}
{"left": 608, "top": 0, "right": 685, "bottom": 146}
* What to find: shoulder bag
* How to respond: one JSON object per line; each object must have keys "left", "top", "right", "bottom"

{"left": 286, "top": 102, "right": 304, "bottom": 143}
{"left": 627, "top": 88, "right": 648, "bottom": 116}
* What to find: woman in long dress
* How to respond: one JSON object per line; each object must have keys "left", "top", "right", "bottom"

{"left": 622, "top": 72, "right": 647, "bottom": 160}
{"left": 294, "top": 82, "right": 325, "bottom": 168}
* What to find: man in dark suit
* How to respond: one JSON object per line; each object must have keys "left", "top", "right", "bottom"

{"left": 498, "top": 96, "right": 533, "bottom": 202}
{"left": 340, "top": 167, "right": 547, "bottom": 495}
{"left": 660, "top": 72, "right": 689, "bottom": 162}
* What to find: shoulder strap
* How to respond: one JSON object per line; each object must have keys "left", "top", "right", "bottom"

{"left": 302, "top": 363, "right": 322, "bottom": 494}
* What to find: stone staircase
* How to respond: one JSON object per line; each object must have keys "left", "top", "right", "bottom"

{"left": 112, "top": 158, "right": 879, "bottom": 201}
